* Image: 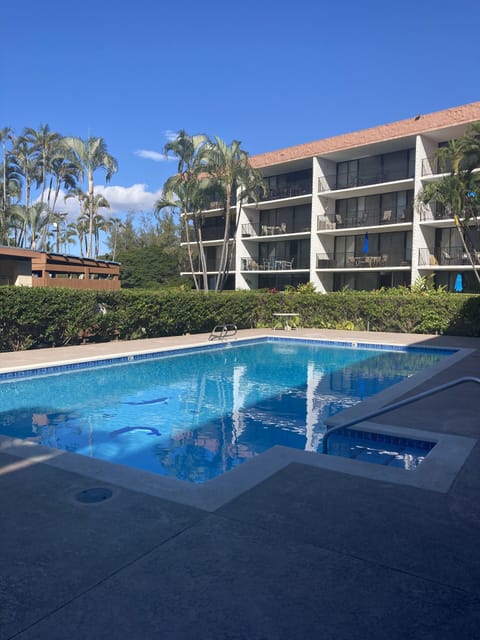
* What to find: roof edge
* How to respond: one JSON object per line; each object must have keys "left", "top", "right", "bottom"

{"left": 250, "top": 101, "right": 480, "bottom": 168}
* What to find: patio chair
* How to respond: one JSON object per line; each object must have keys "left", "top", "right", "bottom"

{"left": 382, "top": 210, "right": 392, "bottom": 223}
{"left": 442, "top": 250, "right": 453, "bottom": 264}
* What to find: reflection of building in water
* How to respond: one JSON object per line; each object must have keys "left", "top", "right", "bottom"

{"left": 231, "top": 365, "right": 248, "bottom": 442}
{"left": 230, "top": 359, "right": 334, "bottom": 453}
{"left": 305, "top": 361, "right": 325, "bottom": 451}
{"left": 32, "top": 413, "right": 49, "bottom": 428}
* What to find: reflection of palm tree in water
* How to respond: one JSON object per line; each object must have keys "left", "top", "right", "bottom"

{"left": 153, "top": 368, "right": 213, "bottom": 483}
{"left": 215, "top": 372, "right": 229, "bottom": 475}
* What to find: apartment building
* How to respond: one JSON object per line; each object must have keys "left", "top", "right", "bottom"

{"left": 182, "top": 102, "right": 480, "bottom": 292}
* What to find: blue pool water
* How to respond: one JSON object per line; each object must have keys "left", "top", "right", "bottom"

{"left": 0, "top": 339, "right": 448, "bottom": 483}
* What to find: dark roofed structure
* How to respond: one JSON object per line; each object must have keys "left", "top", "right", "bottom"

{"left": 0, "top": 247, "right": 120, "bottom": 290}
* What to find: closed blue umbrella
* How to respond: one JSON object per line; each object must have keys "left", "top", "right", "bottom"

{"left": 454, "top": 273, "right": 463, "bottom": 292}
{"left": 363, "top": 233, "right": 369, "bottom": 255}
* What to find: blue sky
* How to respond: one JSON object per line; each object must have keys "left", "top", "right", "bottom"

{"left": 2, "top": 0, "right": 479, "bottom": 221}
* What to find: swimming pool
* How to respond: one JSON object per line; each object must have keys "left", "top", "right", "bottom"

{"left": 0, "top": 338, "right": 452, "bottom": 484}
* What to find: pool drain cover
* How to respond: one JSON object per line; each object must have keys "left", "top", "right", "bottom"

{"left": 75, "top": 487, "right": 113, "bottom": 504}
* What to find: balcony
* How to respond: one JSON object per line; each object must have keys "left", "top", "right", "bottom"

{"left": 419, "top": 202, "right": 480, "bottom": 222}
{"left": 418, "top": 247, "right": 480, "bottom": 266}
{"left": 185, "top": 254, "right": 236, "bottom": 272}
{"left": 241, "top": 257, "right": 296, "bottom": 271}
{"left": 181, "top": 225, "right": 235, "bottom": 243}
{"left": 419, "top": 202, "right": 452, "bottom": 222}
{"left": 317, "top": 207, "right": 413, "bottom": 230}
{"left": 241, "top": 221, "right": 310, "bottom": 237}
{"left": 316, "top": 252, "right": 410, "bottom": 269}
{"left": 421, "top": 156, "right": 453, "bottom": 177}
{"left": 254, "top": 181, "right": 312, "bottom": 202}
{"left": 318, "top": 170, "right": 413, "bottom": 192}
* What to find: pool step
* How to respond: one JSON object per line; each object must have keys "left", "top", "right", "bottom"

{"left": 325, "top": 429, "right": 434, "bottom": 470}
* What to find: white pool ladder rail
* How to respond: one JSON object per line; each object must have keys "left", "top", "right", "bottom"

{"left": 209, "top": 324, "right": 238, "bottom": 341}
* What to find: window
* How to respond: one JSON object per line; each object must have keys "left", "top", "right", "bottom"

{"left": 336, "top": 150, "right": 414, "bottom": 189}
{"left": 264, "top": 169, "right": 312, "bottom": 198}
{"left": 335, "top": 191, "right": 413, "bottom": 225}
{"left": 259, "top": 204, "right": 311, "bottom": 233}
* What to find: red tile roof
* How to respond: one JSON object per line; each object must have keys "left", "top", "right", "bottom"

{"left": 250, "top": 102, "right": 480, "bottom": 168}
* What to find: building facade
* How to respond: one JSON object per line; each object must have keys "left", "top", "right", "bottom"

{"left": 182, "top": 102, "right": 480, "bottom": 292}
{"left": 0, "top": 247, "right": 120, "bottom": 290}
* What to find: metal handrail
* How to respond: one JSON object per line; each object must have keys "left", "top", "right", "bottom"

{"left": 322, "top": 376, "right": 480, "bottom": 454}
{"left": 208, "top": 324, "right": 238, "bottom": 340}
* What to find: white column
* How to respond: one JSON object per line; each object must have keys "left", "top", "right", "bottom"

{"left": 311, "top": 157, "right": 336, "bottom": 292}
{"left": 412, "top": 134, "right": 438, "bottom": 282}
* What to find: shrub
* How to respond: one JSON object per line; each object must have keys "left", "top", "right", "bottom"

{"left": 0, "top": 286, "right": 478, "bottom": 352}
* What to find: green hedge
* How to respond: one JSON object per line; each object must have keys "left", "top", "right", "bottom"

{"left": 0, "top": 286, "right": 479, "bottom": 351}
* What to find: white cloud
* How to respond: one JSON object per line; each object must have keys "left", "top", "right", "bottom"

{"left": 134, "top": 131, "right": 181, "bottom": 163}
{"left": 96, "top": 184, "right": 163, "bottom": 213}
{"left": 164, "top": 129, "right": 178, "bottom": 142}
{"left": 134, "top": 149, "right": 169, "bottom": 162}
{"left": 50, "top": 183, "right": 163, "bottom": 218}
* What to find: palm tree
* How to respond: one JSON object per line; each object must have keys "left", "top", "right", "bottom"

{"left": 106, "top": 216, "right": 125, "bottom": 260}
{"left": 156, "top": 131, "right": 209, "bottom": 290}
{"left": 10, "top": 134, "right": 40, "bottom": 210}
{"left": 419, "top": 123, "right": 480, "bottom": 286}
{"left": 0, "top": 128, "right": 11, "bottom": 215}
{"left": 49, "top": 211, "right": 68, "bottom": 253}
{"left": 456, "top": 122, "right": 480, "bottom": 173}
{"left": 92, "top": 206, "right": 111, "bottom": 258}
{"left": 156, "top": 180, "right": 210, "bottom": 291}
{"left": 0, "top": 127, "right": 21, "bottom": 244}
{"left": 23, "top": 124, "right": 62, "bottom": 205}
{"left": 13, "top": 202, "right": 50, "bottom": 249}
{"left": 48, "top": 151, "right": 80, "bottom": 216}
{"left": 201, "top": 136, "right": 266, "bottom": 290}
{"left": 67, "top": 218, "right": 89, "bottom": 256}
{"left": 60, "top": 223, "right": 78, "bottom": 253}
{"left": 63, "top": 136, "right": 118, "bottom": 258}
{"left": 65, "top": 188, "right": 110, "bottom": 257}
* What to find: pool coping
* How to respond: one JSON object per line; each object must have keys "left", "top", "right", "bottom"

{"left": 1, "top": 422, "right": 476, "bottom": 511}
{"left": 0, "top": 333, "right": 476, "bottom": 511}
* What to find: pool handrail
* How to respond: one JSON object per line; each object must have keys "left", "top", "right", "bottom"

{"left": 322, "top": 376, "right": 480, "bottom": 455}
{"left": 208, "top": 324, "right": 238, "bottom": 340}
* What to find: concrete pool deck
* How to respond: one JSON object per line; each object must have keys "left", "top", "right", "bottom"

{"left": 0, "top": 329, "right": 479, "bottom": 639}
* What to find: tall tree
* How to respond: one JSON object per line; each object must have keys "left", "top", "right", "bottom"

{"left": 155, "top": 131, "right": 209, "bottom": 290}
{"left": 92, "top": 209, "right": 110, "bottom": 258}
{"left": 65, "top": 187, "right": 110, "bottom": 257}
{"left": 67, "top": 218, "right": 89, "bottom": 256}
{"left": 157, "top": 131, "right": 265, "bottom": 291}
{"left": 63, "top": 136, "right": 118, "bottom": 257}
{"left": 202, "top": 136, "right": 265, "bottom": 291}
{"left": 49, "top": 211, "right": 68, "bottom": 253}
{"left": 13, "top": 202, "right": 50, "bottom": 249}
{"left": 0, "top": 127, "right": 21, "bottom": 244}
{"left": 106, "top": 216, "right": 124, "bottom": 261}
{"left": 48, "top": 152, "right": 80, "bottom": 216}
{"left": 10, "top": 134, "right": 40, "bottom": 210}
{"left": 23, "top": 124, "right": 62, "bottom": 205}
{"left": 59, "top": 222, "right": 78, "bottom": 253}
